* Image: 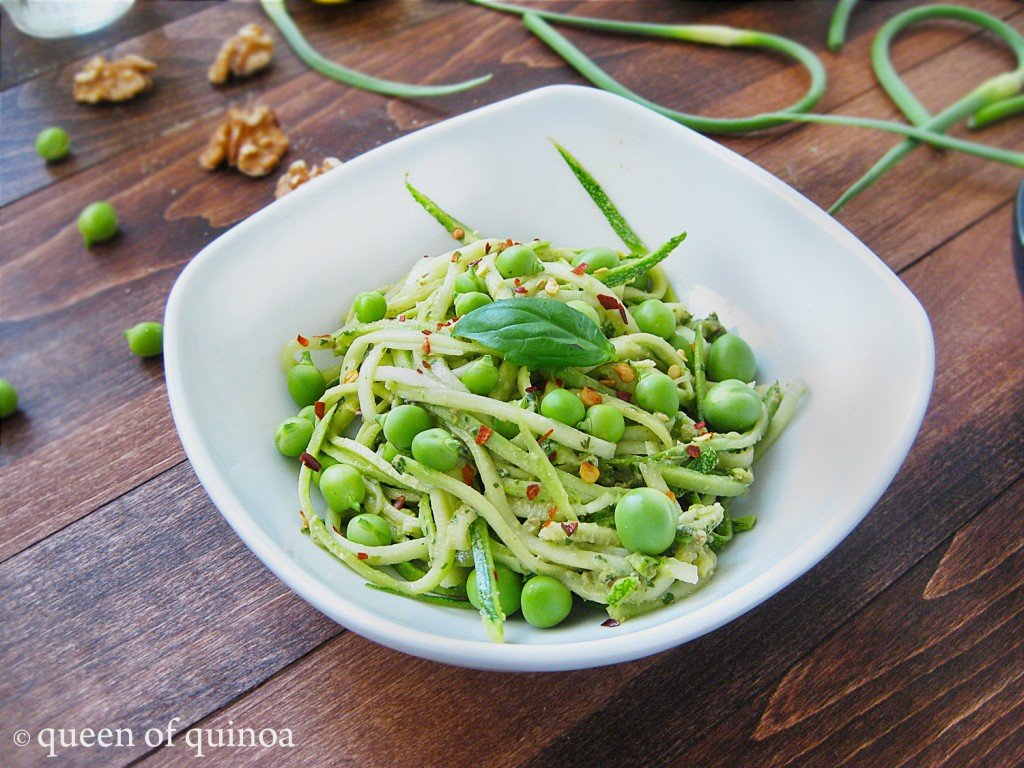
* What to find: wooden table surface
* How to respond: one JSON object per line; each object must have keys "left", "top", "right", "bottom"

{"left": 2, "top": 1, "right": 1022, "bottom": 766}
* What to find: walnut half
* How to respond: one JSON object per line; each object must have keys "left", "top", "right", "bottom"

{"left": 73, "top": 54, "right": 156, "bottom": 104}
{"left": 274, "top": 158, "right": 342, "bottom": 199}
{"left": 199, "top": 105, "right": 289, "bottom": 178}
{"left": 208, "top": 23, "right": 274, "bottom": 85}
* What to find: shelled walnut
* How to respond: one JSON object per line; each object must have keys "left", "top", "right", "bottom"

{"left": 73, "top": 54, "right": 156, "bottom": 104}
{"left": 208, "top": 23, "right": 274, "bottom": 84}
{"left": 199, "top": 105, "right": 289, "bottom": 177}
{"left": 274, "top": 158, "right": 342, "bottom": 199}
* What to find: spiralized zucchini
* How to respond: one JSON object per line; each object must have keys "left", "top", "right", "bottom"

{"left": 283, "top": 143, "right": 806, "bottom": 641}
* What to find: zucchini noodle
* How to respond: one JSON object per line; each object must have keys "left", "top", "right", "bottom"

{"left": 278, "top": 148, "right": 806, "bottom": 642}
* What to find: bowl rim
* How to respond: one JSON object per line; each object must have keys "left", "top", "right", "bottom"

{"left": 164, "top": 84, "right": 935, "bottom": 671}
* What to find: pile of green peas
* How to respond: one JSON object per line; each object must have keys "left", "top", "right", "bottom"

{"left": 467, "top": 565, "right": 574, "bottom": 628}
{"left": 701, "top": 332, "right": 760, "bottom": 434}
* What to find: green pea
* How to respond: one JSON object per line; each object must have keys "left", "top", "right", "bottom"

{"left": 411, "top": 427, "right": 461, "bottom": 472}
{"left": 77, "top": 201, "right": 118, "bottom": 247}
{"left": 319, "top": 463, "right": 366, "bottom": 513}
{"left": 566, "top": 299, "right": 601, "bottom": 326}
{"left": 634, "top": 372, "right": 679, "bottom": 418}
{"left": 124, "top": 321, "right": 163, "bottom": 357}
{"left": 274, "top": 416, "right": 313, "bottom": 457}
{"left": 495, "top": 244, "right": 541, "bottom": 278}
{"left": 491, "top": 418, "right": 520, "bottom": 439}
{"left": 467, "top": 564, "right": 523, "bottom": 617}
{"left": 540, "top": 388, "right": 585, "bottom": 426}
{"left": 520, "top": 575, "right": 573, "bottom": 628}
{"left": 353, "top": 291, "right": 387, "bottom": 323}
{"left": 312, "top": 453, "right": 338, "bottom": 486}
{"left": 383, "top": 404, "right": 432, "bottom": 449}
{"left": 0, "top": 379, "right": 19, "bottom": 419}
{"left": 702, "top": 379, "right": 762, "bottom": 433}
{"left": 579, "top": 403, "right": 625, "bottom": 442}
{"left": 346, "top": 512, "right": 391, "bottom": 547}
{"left": 454, "top": 269, "right": 487, "bottom": 294}
{"left": 454, "top": 291, "right": 492, "bottom": 317}
{"left": 706, "top": 333, "right": 757, "bottom": 382}
{"left": 380, "top": 441, "right": 402, "bottom": 463}
{"left": 298, "top": 404, "right": 318, "bottom": 424}
{"left": 571, "top": 246, "right": 619, "bottom": 273}
{"left": 287, "top": 351, "right": 327, "bottom": 407}
{"left": 35, "top": 126, "right": 70, "bottom": 161}
{"left": 631, "top": 271, "right": 654, "bottom": 292}
{"left": 614, "top": 487, "right": 678, "bottom": 555}
{"left": 633, "top": 299, "right": 675, "bottom": 339}
{"left": 458, "top": 355, "right": 499, "bottom": 395}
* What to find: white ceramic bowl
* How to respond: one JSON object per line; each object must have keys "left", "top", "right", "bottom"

{"left": 164, "top": 86, "right": 933, "bottom": 671}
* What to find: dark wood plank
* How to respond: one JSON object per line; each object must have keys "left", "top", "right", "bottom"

{"left": 671, "top": 475, "right": 1024, "bottom": 768}
{"left": 0, "top": 462, "right": 340, "bottom": 768}
{"left": 111, "top": 201, "right": 1019, "bottom": 768}
{"left": 0, "top": 1, "right": 219, "bottom": 91}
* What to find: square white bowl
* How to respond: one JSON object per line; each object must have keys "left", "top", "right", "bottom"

{"left": 164, "top": 85, "right": 933, "bottom": 671}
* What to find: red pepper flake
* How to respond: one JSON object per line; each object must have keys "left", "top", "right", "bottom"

{"left": 541, "top": 428, "right": 554, "bottom": 441}
{"left": 571, "top": 263, "right": 588, "bottom": 276}
{"left": 548, "top": 451, "right": 558, "bottom": 463}
{"left": 421, "top": 329, "right": 432, "bottom": 335}
{"left": 561, "top": 521, "right": 578, "bottom": 537}
{"left": 525, "top": 385, "right": 538, "bottom": 393}
{"left": 555, "top": 377, "right": 564, "bottom": 388}
{"left": 541, "top": 506, "right": 558, "bottom": 528}
{"left": 296, "top": 334, "right": 309, "bottom": 347}
{"left": 484, "top": 243, "right": 492, "bottom": 254}
{"left": 416, "top": 368, "right": 423, "bottom": 374}
{"left": 526, "top": 483, "right": 541, "bottom": 500}
{"left": 357, "top": 552, "right": 369, "bottom": 561}
{"left": 513, "top": 277, "right": 522, "bottom": 286}
{"left": 422, "top": 360, "right": 432, "bottom": 370}
{"left": 616, "top": 390, "right": 633, "bottom": 403}
{"left": 394, "top": 495, "right": 406, "bottom": 510}
{"left": 686, "top": 445, "right": 701, "bottom": 458}
{"left": 601, "top": 618, "right": 621, "bottom": 628}
{"left": 461, "top": 463, "right": 476, "bottom": 486}
{"left": 475, "top": 425, "right": 493, "bottom": 445}
{"left": 398, "top": 314, "right": 407, "bottom": 323}
{"left": 422, "top": 337, "right": 431, "bottom": 354}
{"left": 314, "top": 401, "right": 326, "bottom": 420}
{"left": 299, "top": 452, "right": 322, "bottom": 472}
{"left": 514, "top": 286, "right": 528, "bottom": 294}
{"left": 694, "top": 421, "right": 706, "bottom": 430}
{"left": 505, "top": 238, "right": 514, "bottom": 247}
{"left": 597, "top": 294, "right": 627, "bottom": 323}
{"left": 436, "top": 322, "right": 445, "bottom": 331}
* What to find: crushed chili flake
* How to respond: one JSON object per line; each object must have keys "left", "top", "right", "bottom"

{"left": 616, "top": 390, "right": 633, "bottom": 403}
{"left": 571, "top": 263, "right": 588, "bottom": 276}
{"left": 422, "top": 337, "right": 431, "bottom": 354}
{"left": 475, "top": 425, "right": 493, "bottom": 445}
{"left": 393, "top": 495, "right": 406, "bottom": 510}
{"left": 561, "top": 521, "right": 578, "bottom": 537}
{"left": 505, "top": 238, "right": 513, "bottom": 247}
{"left": 357, "top": 552, "right": 369, "bottom": 561}
{"left": 299, "top": 452, "right": 322, "bottom": 472}
{"left": 597, "top": 294, "right": 621, "bottom": 310}
{"left": 555, "top": 377, "right": 564, "bottom": 388}
{"left": 514, "top": 277, "right": 522, "bottom": 286}
{"left": 314, "top": 401, "right": 326, "bottom": 419}
{"left": 422, "top": 360, "right": 432, "bottom": 370}
{"left": 541, "top": 428, "right": 554, "bottom": 440}
{"left": 296, "top": 334, "right": 309, "bottom": 347}
{"left": 436, "top": 322, "right": 445, "bottom": 331}
{"left": 514, "top": 286, "right": 528, "bottom": 294}
{"left": 484, "top": 242, "right": 492, "bottom": 254}
{"left": 525, "top": 385, "right": 539, "bottom": 393}
{"left": 398, "top": 314, "right": 407, "bottom": 322}
{"left": 526, "top": 483, "right": 541, "bottom": 500}
{"left": 686, "top": 445, "right": 701, "bottom": 458}
{"left": 601, "top": 618, "right": 621, "bottom": 628}
{"left": 548, "top": 451, "right": 558, "bottom": 462}
{"left": 416, "top": 368, "right": 423, "bottom": 374}
{"left": 694, "top": 421, "right": 706, "bottom": 430}
{"left": 461, "top": 463, "right": 476, "bottom": 486}
{"left": 421, "top": 329, "right": 432, "bottom": 335}
{"left": 580, "top": 387, "right": 602, "bottom": 406}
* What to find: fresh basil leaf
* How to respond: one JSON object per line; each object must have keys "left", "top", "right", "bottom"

{"left": 453, "top": 297, "right": 616, "bottom": 371}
